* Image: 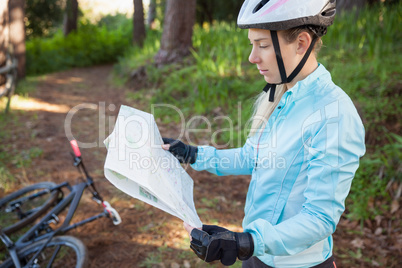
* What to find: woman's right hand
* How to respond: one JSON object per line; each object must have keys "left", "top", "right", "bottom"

{"left": 162, "top": 138, "right": 198, "bottom": 164}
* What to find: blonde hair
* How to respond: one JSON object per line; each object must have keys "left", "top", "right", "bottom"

{"left": 248, "top": 84, "right": 287, "bottom": 136}
{"left": 248, "top": 27, "right": 322, "bottom": 137}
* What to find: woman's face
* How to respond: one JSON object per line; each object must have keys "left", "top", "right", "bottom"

{"left": 248, "top": 28, "right": 297, "bottom": 85}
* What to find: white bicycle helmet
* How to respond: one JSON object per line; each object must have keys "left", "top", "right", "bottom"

{"left": 237, "top": 0, "right": 336, "bottom": 101}
{"left": 238, "top": 0, "right": 336, "bottom": 35}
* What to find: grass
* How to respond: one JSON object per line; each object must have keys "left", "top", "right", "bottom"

{"left": 139, "top": 244, "right": 244, "bottom": 268}
{"left": 0, "top": 113, "right": 19, "bottom": 191}
{"left": 0, "top": 3, "right": 400, "bottom": 266}
{"left": 112, "top": 29, "right": 162, "bottom": 85}
{"left": 320, "top": 4, "right": 401, "bottom": 150}
{"left": 313, "top": 6, "right": 401, "bottom": 221}
{"left": 116, "top": 3, "right": 402, "bottom": 223}
{"left": 0, "top": 166, "right": 15, "bottom": 192}
{"left": 0, "top": 76, "right": 46, "bottom": 192}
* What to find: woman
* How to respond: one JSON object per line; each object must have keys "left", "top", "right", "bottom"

{"left": 163, "top": 0, "right": 365, "bottom": 267}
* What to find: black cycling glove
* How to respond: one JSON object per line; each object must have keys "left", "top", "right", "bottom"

{"left": 190, "top": 225, "right": 254, "bottom": 266}
{"left": 162, "top": 138, "right": 198, "bottom": 164}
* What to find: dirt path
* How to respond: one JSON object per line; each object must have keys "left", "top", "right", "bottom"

{"left": 3, "top": 65, "right": 249, "bottom": 267}
{"left": 2, "top": 65, "right": 400, "bottom": 267}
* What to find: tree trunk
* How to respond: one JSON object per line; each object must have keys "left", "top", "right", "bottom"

{"left": 147, "top": 0, "right": 156, "bottom": 29}
{"left": 0, "top": 0, "right": 9, "bottom": 86}
{"left": 133, "top": 0, "right": 146, "bottom": 47}
{"left": 63, "top": 0, "right": 78, "bottom": 36}
{"left": 8, "top": 0, "right": 25, "bottom": 79}
{"left": 154, "top": 0, "right": 196, "bottom": 66}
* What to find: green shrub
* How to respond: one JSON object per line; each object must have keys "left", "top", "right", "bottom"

{"left": 117, "top": 4, "right": 401, "bottom": 221}
{"left": 347, "top": 133, "right": 401, "bottom": 221}
{"left": 112, "top": 29, "right": 162, "bottom": 81}
{"left": 26, "top": 18, "right": 132, "bottom": 75}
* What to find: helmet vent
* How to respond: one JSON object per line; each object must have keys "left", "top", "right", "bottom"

{"left": 323, "top": 10, "right": 336, "bottom": 17}
{"left": 253, "top": 0, "right": 270, "bottom": 14}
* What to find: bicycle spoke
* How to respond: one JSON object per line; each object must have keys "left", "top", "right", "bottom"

{"left": 46, "top": 245, "right": 62, "bottom": 268}
{"left": 0, "top": 182, "right": 58, "bottom": 236}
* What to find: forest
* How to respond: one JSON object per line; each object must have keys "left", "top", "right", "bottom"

{"left": 0, "top": 0, "right": 401, "bottom": 267}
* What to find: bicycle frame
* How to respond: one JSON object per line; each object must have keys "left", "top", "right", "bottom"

{"left": 0, "top": 230, "right": 21, "bottom": 268}
{"left": 3, "top": 181, "right": 107, "bottom": 267}
{"left": 1, "top": 140, "right": 121, "bottom": 267}
{"left": 17, "top": 180, "right": 107, "bottom": 246}
{"left": 2, "top": 178, "right": 105, "bottom": 268}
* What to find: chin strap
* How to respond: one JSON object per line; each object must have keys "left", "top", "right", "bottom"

{"left": 262, "top": 30, "right": 318, "bottom": 102}
{"left": 263, "top": 83, "right": 276, "bottom": 102}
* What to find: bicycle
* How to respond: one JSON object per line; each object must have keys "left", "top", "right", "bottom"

{"left": 0, "top": 140, "right": 122, "bottom": 267}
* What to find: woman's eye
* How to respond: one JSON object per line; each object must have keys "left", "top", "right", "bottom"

{"left": 249, "top": 43, "right": 269, "bottom": 48}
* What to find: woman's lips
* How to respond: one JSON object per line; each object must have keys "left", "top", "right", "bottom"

{"left": 259, "top": 69, "right": 268, "bottom": 75}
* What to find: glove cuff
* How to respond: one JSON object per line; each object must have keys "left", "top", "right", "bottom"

{"left": 188, "top": 145, "right": 198, "bottom": 164}
{"left": 235, "top": 232, "right": 254, "bottom": 261}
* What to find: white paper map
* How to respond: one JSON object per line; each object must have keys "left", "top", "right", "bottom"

{"left": 103, "top": 105, "right": 202, "bottom": 228}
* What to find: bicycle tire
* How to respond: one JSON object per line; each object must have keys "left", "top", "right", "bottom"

{"left": 0, "top": 235, "right": 88, "bottom": 268}
{"left": 0, "top": 182, "right": 60, "bottom": 235}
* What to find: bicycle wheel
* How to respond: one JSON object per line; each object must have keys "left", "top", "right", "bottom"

{"left": 0, "top": 182, "right": 60, "bottom": 235}
{"left": 0, "top": 235, "right": 88, "bottom": 268}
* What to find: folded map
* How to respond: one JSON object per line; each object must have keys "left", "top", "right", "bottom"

{"left": 104, "top": 105, "right": 202, "bottom": 228}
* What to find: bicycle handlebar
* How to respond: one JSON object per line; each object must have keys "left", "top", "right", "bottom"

{"left": 70, "top": 140, "right": 81, "bottom": 158}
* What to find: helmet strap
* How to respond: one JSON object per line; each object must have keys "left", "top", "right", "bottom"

{"left": 271, "top": 30, "right": 287, "bottom": 84}
{"left": 262, "top": 83, "right": 276, "bottom": 102}
{"left": 262, "top": 30, "right": 318, "bottom": 102}
{"left": 287, "top": 35, "right": 318, "bottom": 82}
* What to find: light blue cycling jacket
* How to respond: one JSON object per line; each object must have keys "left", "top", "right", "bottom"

{"left": 191, "top": 64, "right": 366, "bottom": 268}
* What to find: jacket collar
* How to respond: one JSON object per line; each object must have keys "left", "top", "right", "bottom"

{"left": 286, "top": 64, "right": 331, "bottom": 102}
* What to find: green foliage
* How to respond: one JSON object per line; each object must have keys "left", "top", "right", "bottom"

{"left": 13, "top": 147, "right": 44, "bottom": 169}
{"left": 117, "top": 4, "right": 401, "bottom": 221}
{"left": 139, "top": 244, "right": 242, "bottom": 268}
{"left": 0, "top": 105, "right": 44, "bottom": 190}
{"left": 26, "top": 17, "right": 132, "bottom": 75}
{"left": 139, "top": 22, "right": 258, "bottom": 145}
{"left": 13, "top": 76, "right": 40, "bottom": 95}
{"left": 154, "top": 0, "right": 166, "bottom": 25}
{"left": 321, "top": 4, "right": 401, "bottom": 147}
{"left": 320, "top": 5, "right": 401, "bottom": 221}
{"left": 347, "top": 133, "right": 402, "bottom": 221}
{"left": 97, "top": 13, "right": 130, "bottom": 31}
{"left": 196, "top": 0, "right": 243, "bottom": 24}
{"left": 25, "top": 0, "right": 64, "bottom": 38}
{"left": 0, "top": 114, "right": 16, "bottom": 190}
{"left": 0, "top": 166, "right": 15, "bottom": 191}
{"left": 139, "top": 246, "right": 168, "bottom": 267}
{"left": 112, "top": 29, "right": 162, "bottom": 80}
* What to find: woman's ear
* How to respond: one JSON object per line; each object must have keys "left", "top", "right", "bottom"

{"left": 296, "top": 32, "right": 312, "bottom": 55}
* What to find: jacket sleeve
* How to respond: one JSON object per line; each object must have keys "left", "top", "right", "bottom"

{"left": 244, "top": 102, "right": 366, "bottom": 256}
{"left": 190, "top": 138, "right": 256, "bottom": 176}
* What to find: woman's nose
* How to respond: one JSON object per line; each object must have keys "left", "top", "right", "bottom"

{"left": 249, "top": 48, "right": 260, "bottom": 64}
